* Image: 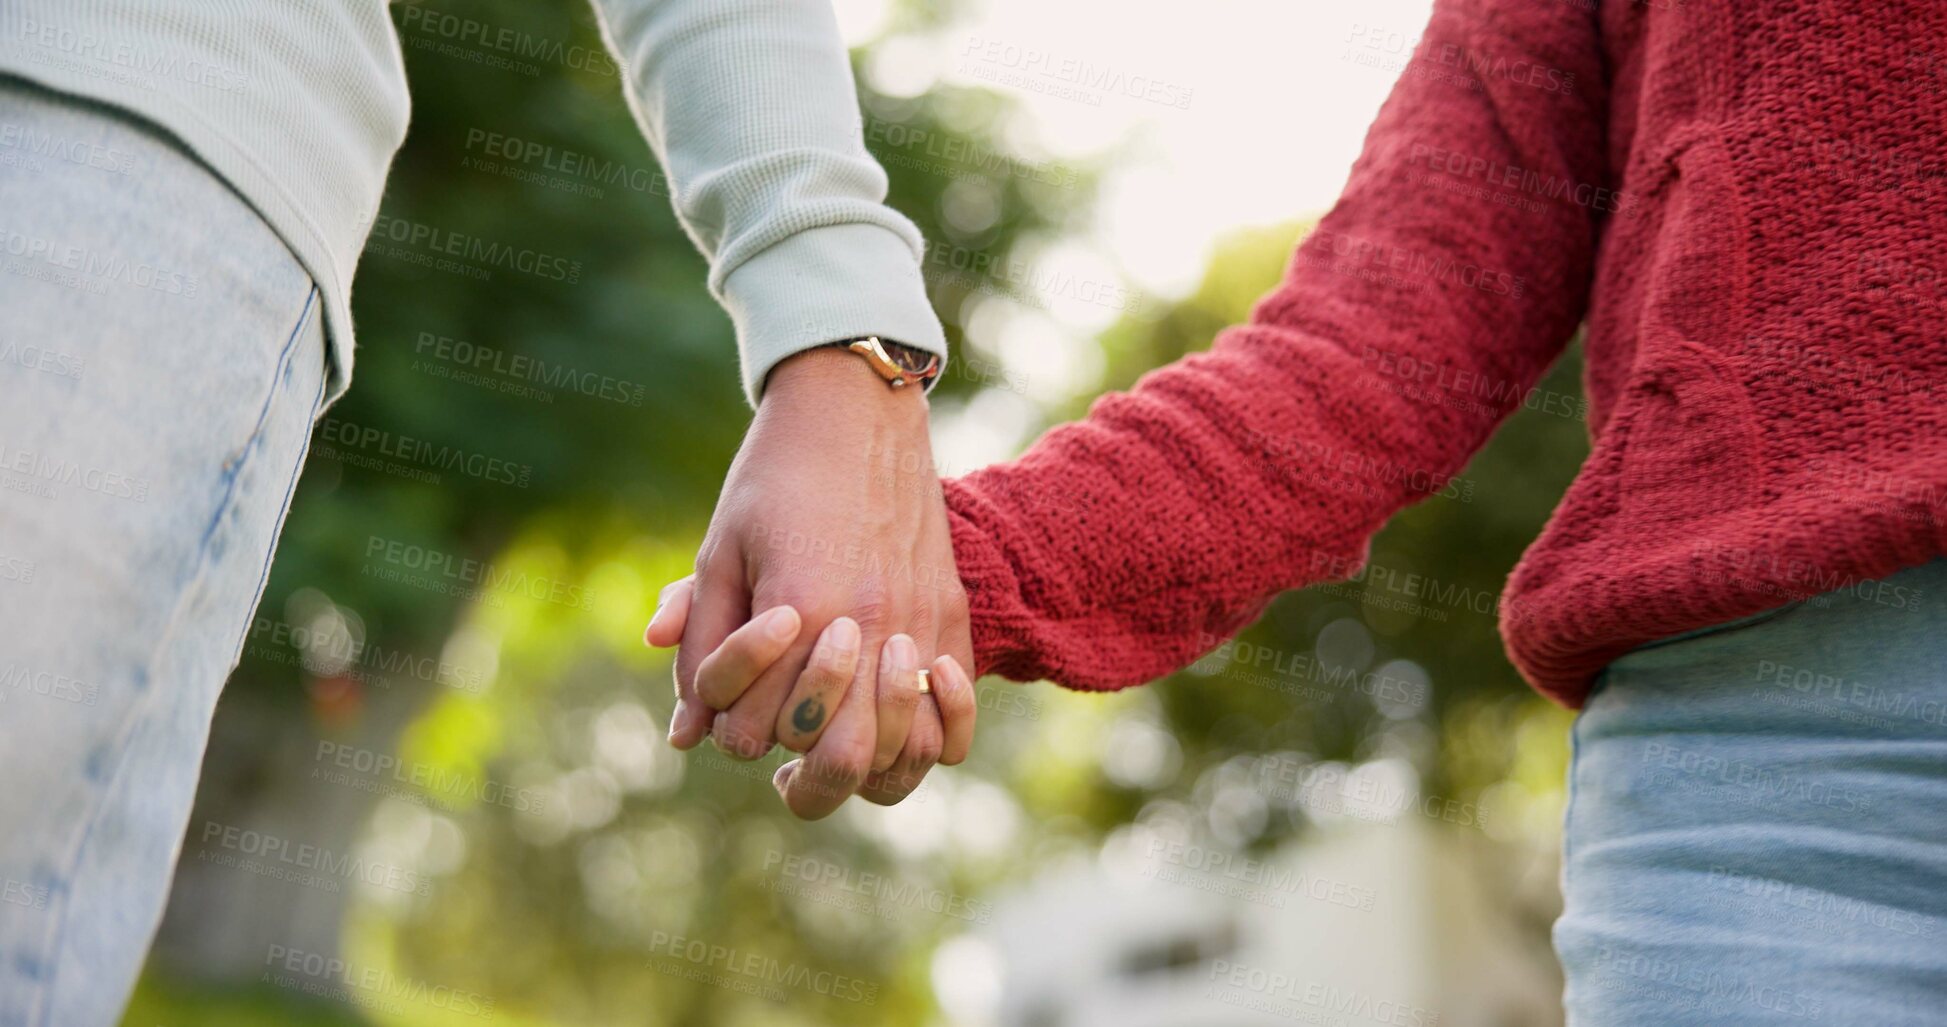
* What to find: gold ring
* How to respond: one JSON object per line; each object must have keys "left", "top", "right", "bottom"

{"left": 915, "top": 668, "right": 932, "bottom": 694}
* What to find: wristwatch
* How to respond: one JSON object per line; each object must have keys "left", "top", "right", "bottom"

{"left": 832, "top": 336, "right": 942, "bottom": 390}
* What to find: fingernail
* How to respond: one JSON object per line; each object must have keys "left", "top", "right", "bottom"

{"left": 773, "top": 759, "right": 800, "bottom": 793}
{"left": 763, "top": 605, "right": 800, "bottom": 642}
{"left": 937, "top": 655, "right": 971, "bottom": 694}
{"left": 826, "top": 617, "right": 860, "bottom": 657}
{"left": 645, "top": 585, "right": 679, "bottom": 640}
{"left": 668, "top": 700, "right": 687, "bottom": 742}
{"left": 886, "top": 634, "right": 918, "bottom": 675}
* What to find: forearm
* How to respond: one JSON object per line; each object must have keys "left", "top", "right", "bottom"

{"left": 586, "top": 0, "right": 944, "bottom": 403}
{"left": 948, "top": 0, "right": 1610, "bottom": 689}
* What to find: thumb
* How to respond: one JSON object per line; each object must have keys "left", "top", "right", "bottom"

{"left": 669, "top": 562, "right": 749, "bottom": 750}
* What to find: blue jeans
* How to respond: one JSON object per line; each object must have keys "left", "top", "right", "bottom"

{"left": 0, "top": 81, "right": 326, "bottom": 1025}
{"left": 1556, "top": 559, "right": 1947, "bottom": 1025}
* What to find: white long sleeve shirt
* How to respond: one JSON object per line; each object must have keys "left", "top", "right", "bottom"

{"left": 0, "top": 0, "right": 945, "bottom": 405}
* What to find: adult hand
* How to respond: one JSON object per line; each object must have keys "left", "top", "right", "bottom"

{"left": 647, "top": 345, "right": 973, "bottom": 818}
{"left": 647, "top": 582, "right": 978, "bottom": 814}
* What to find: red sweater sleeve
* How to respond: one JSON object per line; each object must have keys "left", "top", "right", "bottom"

{"left": 944, "top": 0, "right": 1611, "bottom": 689}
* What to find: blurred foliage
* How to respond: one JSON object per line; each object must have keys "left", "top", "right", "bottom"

{"left": 132, "top": 0, "right": 1592, "bottom": 1023}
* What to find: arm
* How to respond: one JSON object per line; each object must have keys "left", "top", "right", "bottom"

{"left": 589, "top": 0, "right": 971, "bottom": 817}
{"left": 946, "top": 0, "right": 1610, "bottom": 689}
{"left": 586, "top": 0, "right": 944, "bottom": 403}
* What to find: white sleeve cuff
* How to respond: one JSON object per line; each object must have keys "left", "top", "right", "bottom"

{"left": 719, "top": 222, "right": 948, "bottom": 406}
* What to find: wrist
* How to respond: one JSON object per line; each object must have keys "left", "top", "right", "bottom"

{"left": 761, "top": 346, "right": 932, "bottom": 425}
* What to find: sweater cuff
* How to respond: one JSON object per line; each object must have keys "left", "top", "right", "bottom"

{"left": 720, "top": 222, "right": 948, "bottom": 407}
{"left": 942, "top": 476, "right": 1040, "bottom": 683}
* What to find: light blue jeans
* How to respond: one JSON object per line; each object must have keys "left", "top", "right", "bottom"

{"left": 0, "top": 81, "right": 326, "bottom": 1026}
{"left": 1556, "top": 558, "right": 1947, "bottom": 1025}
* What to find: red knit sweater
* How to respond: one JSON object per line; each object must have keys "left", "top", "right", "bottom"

{"left": 942, "top": 0, "right": 1947, "bottom": 707}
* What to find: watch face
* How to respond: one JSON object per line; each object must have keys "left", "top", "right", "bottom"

{"left": 879, "top": 340, "right": 936, "bottom": 375}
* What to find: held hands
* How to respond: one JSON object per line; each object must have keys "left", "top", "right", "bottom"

{"left": 643, "top": 346, "right": 976, "bottom": 819}
{"left": 645, "top": 577, "right": 975, "bottom": 815}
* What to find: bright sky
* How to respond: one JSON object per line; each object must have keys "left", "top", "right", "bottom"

{"left": 839, "top": 0, "right": 1435, "bottom": 291}
{"left": 833, "top": 0, "right": 1437, "bottom": 464}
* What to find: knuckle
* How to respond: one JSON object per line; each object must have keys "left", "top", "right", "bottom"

{"left": 877, "top": 762, "right": 924, "bottom": 796}
{"left": 846, "top": 583, "right": 896, "bottom": 631}
{"left": 692, "top": 651, "right": 726, "bottom": 691}
{"left": 914, "top": 707, "right": 945, "bottom": 745}
{"left": 944, "top": 675, "right": 976, "bottom": 716}
{"left": 868, "top": 776, "right": 913, "bottom": 804}
{"left": 830, "top": 738, "right": 876, "bottom": 783}
{"left": 801, "top": 659, "right": 847, "bottom": 697}
{"left": 848, "top": 605, "right": 892, "bottom": 635}
{"left": 785, "top": 788, "right": 829, "bottom": 820}
{"left": 903, "top": 602, "right": 939, "bottom": 640}
{"left": 803, "top": 747, "right": 868, "bottom": 789}
{"left": 757, "top": 577, "right": 828, "bottom": 620}
{"left": 711, "top": 725, "right": 769, "bottom": 761}
{"left": 673, "top": 650, "right": 701, "bottom": 689}
{"left": 692, "top": 536, "right": 725, "bottom": 577}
